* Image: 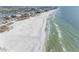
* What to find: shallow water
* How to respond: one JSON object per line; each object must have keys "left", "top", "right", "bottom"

{"left": 46, "top": 7, "right": 79, "bottom": 52}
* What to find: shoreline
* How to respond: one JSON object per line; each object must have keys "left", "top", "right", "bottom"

{"left": 39, "top": 10, "right": 57, "bottom": 51}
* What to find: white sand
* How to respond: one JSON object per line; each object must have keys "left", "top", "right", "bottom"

{"left": 0, "top": 11, "right": 53, "bottom": 52}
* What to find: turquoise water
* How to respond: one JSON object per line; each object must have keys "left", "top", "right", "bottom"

{"left": 46, "top": 7, "right": 79, "bottom": 52}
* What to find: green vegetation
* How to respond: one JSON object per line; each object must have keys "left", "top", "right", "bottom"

{"left": 0, "top": 10, "right": 16, "bottom": 14}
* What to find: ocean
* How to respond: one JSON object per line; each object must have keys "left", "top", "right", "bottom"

{"left": 46, "top": 6, "right": 79, "bottom": 52}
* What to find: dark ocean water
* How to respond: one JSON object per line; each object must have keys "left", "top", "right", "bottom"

{"left": 46, "top": 6, "right": 79, "bottom": 52}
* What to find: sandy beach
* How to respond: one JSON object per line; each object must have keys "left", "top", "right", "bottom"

{"left": 0, "top": 10, "right": 54, "bottom": 52}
